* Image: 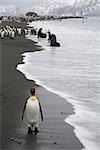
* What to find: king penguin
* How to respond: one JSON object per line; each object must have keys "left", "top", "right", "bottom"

{"left": 10, "top": 30, "right": 15, "bottom": 39}
{"left": 22, "top": 88, "right": 43, "bottom": 135}
{"left": 1, "top": 30, "right": 5, "bottom": 39}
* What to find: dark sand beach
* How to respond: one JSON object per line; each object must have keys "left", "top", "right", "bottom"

{"left": 0, "top": 21, "right": 84, "bottom": 150}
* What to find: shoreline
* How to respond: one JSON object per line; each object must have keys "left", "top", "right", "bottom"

{"left": 0, "top": 15, "right": 84, "bottom": 23}
{"left": 1, "top": 21, "right": 84, "bottom": 150}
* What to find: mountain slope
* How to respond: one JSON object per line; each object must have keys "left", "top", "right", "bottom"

{"left": 29, "top": 0, "right": 100, "bottom": 16}
{"left": 0, "top": 5, "right": 21, "bottom": 16}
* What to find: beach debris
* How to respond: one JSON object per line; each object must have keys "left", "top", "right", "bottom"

{"left": 61, "top": 112, "right": 67, "bottom": 115}
{"left": 9, "top": 137, "right": 25, "bottom": 144}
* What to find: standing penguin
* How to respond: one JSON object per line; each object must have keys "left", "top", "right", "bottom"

{"left": 1, "top": 30, "right": 5, "bottom": 39}
{"left": 10, "top": 30, "right": 15, "bottom": 39}
{"left": 22, "top": 88, "right": 43, "bottom": 135}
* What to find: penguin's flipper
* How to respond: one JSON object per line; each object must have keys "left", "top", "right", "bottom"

{"left": 21, "top": 100, "right": 27, "bottom": 121}
{"left": 37, "top": 98, "right": 43, "bottom": 121}
{"left": 39, "top": 102, "right": 43, "bottom": 122}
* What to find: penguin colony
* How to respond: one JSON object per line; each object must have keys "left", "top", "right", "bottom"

{"left": 0, "top": 25, "right": 28, "bottom": 39}
{"left": 0, "top": 25, "right": 60, "bottom": 47}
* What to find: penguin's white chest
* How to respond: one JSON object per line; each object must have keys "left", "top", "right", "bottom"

{"left": 1, "top": 31, "right": 5, "bottom": 38}
{"left": 25, "top": 99, "right": 40, "bottom": 124}
{"left": 11, "top": 31, "right": 15, "bottom": 38}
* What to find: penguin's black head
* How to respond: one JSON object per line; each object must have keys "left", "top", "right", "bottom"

{"left": 30, "top": 88, "right": 35, "bottom": 95}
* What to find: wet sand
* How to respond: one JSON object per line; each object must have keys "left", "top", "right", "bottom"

{"left": 0, "top": 21, "right": 84, "bottom": 150}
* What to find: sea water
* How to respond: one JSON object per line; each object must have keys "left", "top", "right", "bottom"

{"left": 17, "top": 17, "right": 100, "bottom": 150}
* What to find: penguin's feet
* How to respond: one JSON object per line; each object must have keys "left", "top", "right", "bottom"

{"left": 34, "top": 127, "right": 39, "bottom": 135}
{"left": 28, "top": 127, "right": 33, "bottom": 134}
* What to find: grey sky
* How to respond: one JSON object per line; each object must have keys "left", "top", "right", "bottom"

{"left": 0, "top": 0, "right": 41, "bottom": 9}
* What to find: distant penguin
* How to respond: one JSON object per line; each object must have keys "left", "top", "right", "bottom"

{"left": 38, "top": 28, "right": 47, "bottom": 38}
{"left": 4, "top": 28, "right": 8, "bottom": 37}
{"left": 7, "top": 28, "right": 11, "bottom": 37}
{"left": 22, "top": 88, "right": 43, "bottom": 135}
{"left": 31, "top": 28, "right": 36, "bottom": 35}
{"left": 12, "top": 27, "right": 17, "bottom": 35}
{"left": 10, "top": 30, "right": 15, "bottom": 39}
{"left": 0, "top": 29, "right": 2, "bottom": 37}
{"left": 50, "top": 34, "right": 60, "bottom": 47}
{"left": 24, "top": 28, "right": 28, "bottom": 35}
{"left": 17, "top": 28, "right": 22, "bottom": 35}
{"left": 1, "top": 30, "right": 5, "bottom": 39}
{"left": 47, "top": 30, "right": 52, "bottom": 40}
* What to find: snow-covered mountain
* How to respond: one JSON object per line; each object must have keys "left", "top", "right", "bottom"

{"left": 29, "top": 0, "right": 100, "bottom": 16}
{"left": 0, "top": 1, "right": 100, "bottom": 17}
{"left": 0, "top": 5, "right": 22, "bottom": 16}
